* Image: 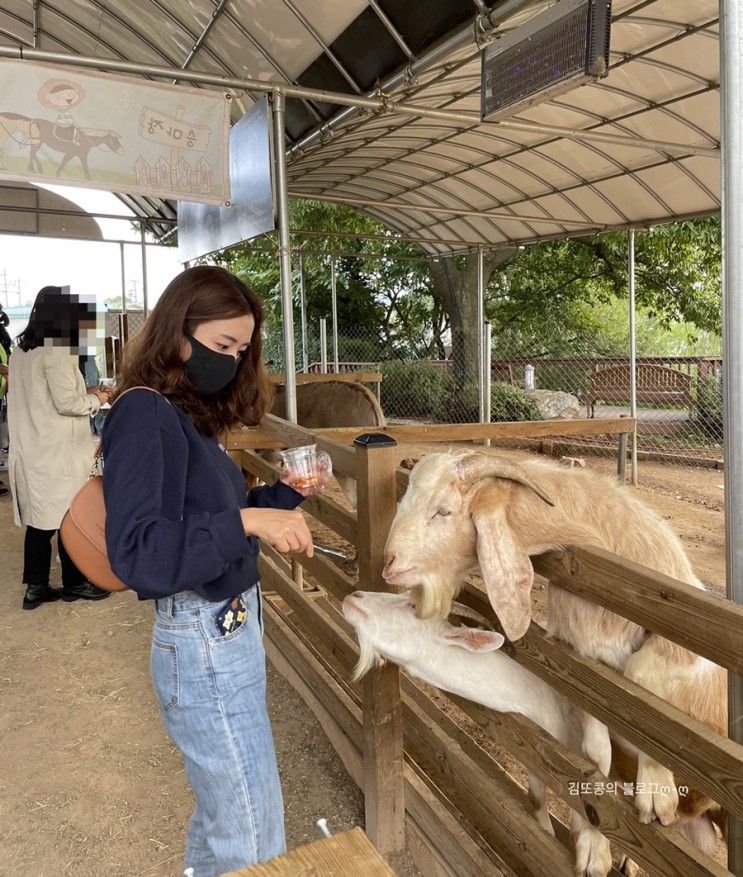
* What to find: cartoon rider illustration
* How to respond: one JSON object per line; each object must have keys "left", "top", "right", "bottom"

{"left": 37, "top": 79, "right": 86, "bottom": 145}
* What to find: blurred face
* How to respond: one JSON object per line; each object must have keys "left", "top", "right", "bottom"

{"left": 180, "top": 314, "right": 255, "bottom": 363}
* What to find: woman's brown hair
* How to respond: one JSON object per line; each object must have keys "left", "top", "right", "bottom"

{"left": 114, "top": 266, "right": 273, "bottom": 435}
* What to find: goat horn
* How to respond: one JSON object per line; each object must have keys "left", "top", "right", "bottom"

{"left": 449, "top": 601, "right": 495, "bottom": 629}
{"left": 457, "top": 454, "right": 555, "bottom": 507}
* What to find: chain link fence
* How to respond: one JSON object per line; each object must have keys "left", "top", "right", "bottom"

{"left": 264, "top": 316, "right": 723, "bottom": 463}
{"left": 104, "top": 304, "right": 723, "bottom": 464}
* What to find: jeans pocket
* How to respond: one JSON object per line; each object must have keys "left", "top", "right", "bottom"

{"left": 151, "top": 639, "right": 179, "bottom": 712}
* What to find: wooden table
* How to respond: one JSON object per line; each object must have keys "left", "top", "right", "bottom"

{"left": 220, "top": 828, "right": 395, "bottom": 876}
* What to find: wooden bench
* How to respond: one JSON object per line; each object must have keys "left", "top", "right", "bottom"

{"left": 491, "top": 362, "right": 515, "bottom": 384}
{"left": 428, "top": 360, "right": 515, "bottom": 384}
{"left": 586, "top": 363, "right": 693, "bottom": 417}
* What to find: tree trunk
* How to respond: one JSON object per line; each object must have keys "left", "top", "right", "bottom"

{"left": 428, "top": 251, "right": 512, "bottom": 416}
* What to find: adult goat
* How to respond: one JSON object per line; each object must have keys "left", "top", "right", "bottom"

{"left": 382, "top": 453, "right": 726, "bottom": 840}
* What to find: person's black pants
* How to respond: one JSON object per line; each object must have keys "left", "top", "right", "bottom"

{"left": 23, "top": 526, "right": 86, "bottom": 588}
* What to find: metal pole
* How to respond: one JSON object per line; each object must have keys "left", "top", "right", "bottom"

{"left": 271, "top": 90, "right": 297, "bottom": 423}
{"left": 299, "top": 252, "right": 309, "bottom": 373}
{"left": 119, "top": 241, "right": 127, "bottom": 314}
{"left": 319, "top": 318, "right": 328, "bottom": 374}
{"left": 331, "top": 256, "right": 339, "bottom": 373}
{"left": 0, "top": 46, "right": 717, "bottom": 159}
{"left": 720, "top": 2, "right": 743, "bottom": 871}
{"left": 476, "top": 246, "right": 485, "bottom": 425}
{"left": 617, "top": 414, "right": 629, "bottom": 483}
{"left": 483, "top": 319, "right": 492, "bottom": 447}
{"left": 628, "top": 229, "right": 638, "bottom": 485}
{"left": 140, "top": 223, "right": 149, "bottom": 316}
{"left": 32, "top": 0, "right": 39, "bottom": 48}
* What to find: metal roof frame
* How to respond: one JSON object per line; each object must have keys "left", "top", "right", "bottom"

{"left": 0, "top": 0, "right": 723, "bottom": 252}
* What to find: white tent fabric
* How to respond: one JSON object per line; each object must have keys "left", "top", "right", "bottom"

{"left": 0, "top": 0, "right": 721, "bottom": 252}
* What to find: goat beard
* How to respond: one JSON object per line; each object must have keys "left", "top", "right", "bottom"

{"left": 352, "top": 632, "right": 379, "bottom": 682}
{"left": 412, "top": 576, "right": 462, "bottom": 621}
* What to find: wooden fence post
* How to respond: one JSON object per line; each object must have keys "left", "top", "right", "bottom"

{"left": 354, "top": 432, "right": 405, "bottom": 855}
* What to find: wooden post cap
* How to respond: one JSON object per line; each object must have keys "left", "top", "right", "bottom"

{"left": 353, "top": 432, "right": 397, "bottom": 448}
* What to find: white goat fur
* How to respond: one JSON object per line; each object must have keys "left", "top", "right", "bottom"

{"left": 344, "top": 589, "right": 722, "bottom": 876}
{"left": 343, "top": 589, "right": 604, "bottom": 867}
{"left": 346, "top": 590, "right": 581, "bottom": 748}
{"left": 383, "top": 452, "right": 726, "bottom": 835}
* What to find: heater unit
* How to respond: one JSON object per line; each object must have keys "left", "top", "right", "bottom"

{"left": 481, "top": 0, "right": 612, "bottom": 122}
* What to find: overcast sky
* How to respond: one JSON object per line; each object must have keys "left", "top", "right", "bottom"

{"left": 0, "top": 185, "right": 183, "bottom": 328}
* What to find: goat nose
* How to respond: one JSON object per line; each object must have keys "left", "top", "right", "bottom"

{"left": 384, "top": 553, "right": 395, "bottom": 571}
{"left": 352, "top": 591, "right": 364, "bottom": 599}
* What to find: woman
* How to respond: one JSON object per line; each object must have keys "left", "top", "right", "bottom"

{"left": 102, "top": 267, "right": 319, "bottom": 876}
{"left": 8, "top": 286, "right": 111, "bottom": 609}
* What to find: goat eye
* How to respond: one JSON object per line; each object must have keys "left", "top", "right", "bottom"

{"left": 436, "top": 508, "right": 451, "bottom": 518}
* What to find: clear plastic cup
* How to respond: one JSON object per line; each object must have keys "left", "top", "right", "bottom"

{"left": 279, "top": 443, "right": 332, "bottom": 492}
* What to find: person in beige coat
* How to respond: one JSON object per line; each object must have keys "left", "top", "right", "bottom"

{"left": 8, "top": 286, "right": 112, "bottom": 609}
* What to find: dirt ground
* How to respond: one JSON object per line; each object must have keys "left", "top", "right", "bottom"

{"left": 0, "top": 445, "right": 727, "bottom": 876}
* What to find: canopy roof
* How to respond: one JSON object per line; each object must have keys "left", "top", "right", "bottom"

{"left": 0, "top": 0, "right": 720, "bottom": 252}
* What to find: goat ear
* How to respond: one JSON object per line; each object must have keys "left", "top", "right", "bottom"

{"left": 472, "top": 502, "right": 533, "bottom": 641}
{"left": 442, "top": 625, "right": 505, "bottom": 652}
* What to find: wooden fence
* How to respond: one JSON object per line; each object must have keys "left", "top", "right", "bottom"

{"left": 225, "top": 416, "right": 743, "bottom": 877}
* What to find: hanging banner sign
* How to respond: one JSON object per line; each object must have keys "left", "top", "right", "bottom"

{"left": 0, "top": 60, "right": 232, "bottom": 205}
{"left": 178, "top": 97, "right": 275, "bottom": 263}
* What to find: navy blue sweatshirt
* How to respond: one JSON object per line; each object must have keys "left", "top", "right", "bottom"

{"left": 101, "top": 388, "right": 303, "bottom": 601}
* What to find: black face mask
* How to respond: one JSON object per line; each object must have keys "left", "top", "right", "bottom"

{"left": 184, "top": 333, "right": 240, "bottom": 395}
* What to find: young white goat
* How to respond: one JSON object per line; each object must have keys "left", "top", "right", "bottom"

{"left": 382, "top": 453, "right": 726, "bottom": 840}
{"left": 344, "top": 589, "right": 723, "bottom": 877}
{"left": 342, "top": 589, "right": 614, "bottom": 874}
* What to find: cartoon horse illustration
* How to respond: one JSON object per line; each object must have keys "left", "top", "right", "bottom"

{"left": 0, "top": 113, "right": 123, "bottom": 179}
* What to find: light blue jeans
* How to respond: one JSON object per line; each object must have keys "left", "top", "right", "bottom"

{"left": 151, "top": 585, "right": 286, "bottom": 877}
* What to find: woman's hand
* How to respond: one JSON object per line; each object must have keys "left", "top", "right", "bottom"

{"left": 90, "top": 387, "right": 110, "bottom": 405}
{"left": 240, "top": 507, "right": 314, "bottom": 557}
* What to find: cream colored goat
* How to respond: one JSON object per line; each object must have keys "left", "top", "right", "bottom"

{"left": 383, "top": 452, "right": 726, "bottom": 848}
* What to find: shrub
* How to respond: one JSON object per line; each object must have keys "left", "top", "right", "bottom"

{"left": 490, "top": 382, "right": 541, "bottom": 422}
{"left": 380, "top": 361, "right": 453, "bottom": 419}
{"left": 337, "top": 335, "right": 382, "bottom": 363}
{"left": 697, "top": 373, "right": 723, "bottom": 438}
{"left": 454, "top": 381, "right": 541, "bottom": 423}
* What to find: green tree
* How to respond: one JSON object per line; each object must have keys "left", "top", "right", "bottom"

{"left": 487, "top": 218, "right": 721, "bottom": 355}
{"left": 428, "top": 250, "right": 513, "bottom": 396}
{"left": 208, "top": 201, "right": 721, "bottom": 381}
{"left": 210, "top": 199, "right": 438, "bottom": 366}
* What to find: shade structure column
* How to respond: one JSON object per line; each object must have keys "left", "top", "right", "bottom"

{"left": 271, "top": 89, "right": 297, "bottom": 422}
{"left": 140, "top": 223, "right": 149, "bottom": 316}
{"left": 331, "top": 256, "right": 339, "bottom": 373}
{"left": 628, "top": 229, "right": 638, "bottom": 485}
{"left": 299, "top": 251, "right": 308, "bottom": 373}
{"left": 477, "top": 246, "right": 486, "bottom": 425}
{"left": 720, "top": 1, "right": 743, "bottom": 872}
{"left": 119, "top": 241, "right": 127, "bottom": 314}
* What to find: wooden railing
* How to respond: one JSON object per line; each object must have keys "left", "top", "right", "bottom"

{"left": 227, "top": 417, "right": 742, "bottom": 877}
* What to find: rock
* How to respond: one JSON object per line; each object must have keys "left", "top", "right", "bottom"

{"left": 559, "top": 456, "right": 585, "bottom": 468}
{"left": 525, "top": 389, "right": 580, "bottom": 420}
